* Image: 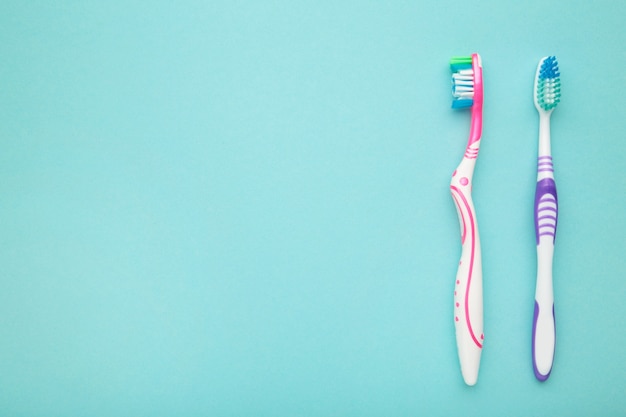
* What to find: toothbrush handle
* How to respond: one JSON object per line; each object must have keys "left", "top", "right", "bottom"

{"left": 532, "top": 177, "right": 557, "bottom": 381}
{"left": 450, "top": 167, "right": 483, "bottom": 386}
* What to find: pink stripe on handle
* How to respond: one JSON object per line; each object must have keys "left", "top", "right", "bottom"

{"left": 450, "top": 185, "right": 482, "bottom": 349}
{"left": 451, "top": 193, "right": 467, "bottom": 244}
{"left": 464, "top": 147, "right": 479, "bottom": 159}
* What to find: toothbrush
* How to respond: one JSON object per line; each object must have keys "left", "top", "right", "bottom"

{"left": 532, "top": 56, "right": 561, "bottom": 381}
{"left": 449, "top": 53, "right": 484, "bottom": 386}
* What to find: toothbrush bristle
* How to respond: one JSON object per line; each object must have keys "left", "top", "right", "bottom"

{"left": 450, "top": 56, "right": 474, "bottom": 109}
{"left": 536, "top": 56, "right": 561, "bottom": 112}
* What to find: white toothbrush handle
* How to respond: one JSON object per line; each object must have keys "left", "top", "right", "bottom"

{"left": 450, "top": 153, "right": 483, "bottom": 386}
{"left": 533, "top": 238, "right": 555, "bottom": 380}
{"left": 532, "top": 113, "right": 557, "bottom": 381}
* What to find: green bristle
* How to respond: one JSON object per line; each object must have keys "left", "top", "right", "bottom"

{"left": 450, "top": 56, "right": 473, "bottom": 72}
{"left": 537, "top": 78, "right": 561, "bottom": 111}
{"left": 450, "top": 56, "right": 472, "bottom": 66}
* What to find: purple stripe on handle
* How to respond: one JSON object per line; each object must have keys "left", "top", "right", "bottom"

{"left": 538, "top": 216, "right": 557, "bottom": 222}
{"left": 538, "top": 207, "right": 557, "bottom": 215}
{"left": 532, "top": 301, "right": 555, "bottom": 381}
{"left": 537, "top": 215, "right": 557, "bottom": 222}
{"left": 539, "top": 224, "right": 556, "bottom": 231}
{"left": 534, "top": 178, "right": 558, "bottom": 245}
{"left": 538, "top": 225, "right": 556, "bottom": 231}
{"left": 538, "top": 156, "right": 554, "bottom": 173}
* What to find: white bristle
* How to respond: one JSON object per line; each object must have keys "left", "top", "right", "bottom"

{"left": 451, "top": 66, "right": 475, "bottom": 101}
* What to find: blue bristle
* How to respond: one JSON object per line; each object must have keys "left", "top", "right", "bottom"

{"left": 450, "top": 63, "right": 472, "bottom": 72}
{"left": 452, "top": 99, "right": 473, "bottom": 109}
{"left": 539, "top": 56, "right": 560, "bottom": 79}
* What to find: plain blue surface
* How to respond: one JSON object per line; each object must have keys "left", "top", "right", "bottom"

{"left": 1, "top": 1, "right": 625, "bottom": 416}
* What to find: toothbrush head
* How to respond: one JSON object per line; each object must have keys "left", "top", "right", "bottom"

{"left": 450, "top": 54, "right": 483, "bottom": 109}
{"left": 534, "top": 56, "right": 561, "bottom": 113}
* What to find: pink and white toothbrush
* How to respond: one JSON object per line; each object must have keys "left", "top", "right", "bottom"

{"left": 532, "top": 56, "right": 561, "bottom": 381}
{"left": 449, "top": 54, "right": 484, "bottom": 386}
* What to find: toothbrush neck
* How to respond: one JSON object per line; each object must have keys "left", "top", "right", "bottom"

{"left": 468, "top": 101, "right": 483, "bottom": 147}
{"left": 538, "top": 112, "right": 552, "bottom": 157}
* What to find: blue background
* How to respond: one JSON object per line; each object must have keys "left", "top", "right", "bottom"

{"left": 1, "top": 1, "right": 625, "bottom": 416}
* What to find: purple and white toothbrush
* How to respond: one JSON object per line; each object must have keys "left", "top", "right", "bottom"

{"left": 532, "top": 56, "right": 561, "bottom": 381}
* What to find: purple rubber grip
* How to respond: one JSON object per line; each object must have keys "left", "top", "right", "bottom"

{"left": 532, "top": 301, "right": 555, "bottom": 381}
{"left": 534, "top": 178, "right": 558, "bottom": 245}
